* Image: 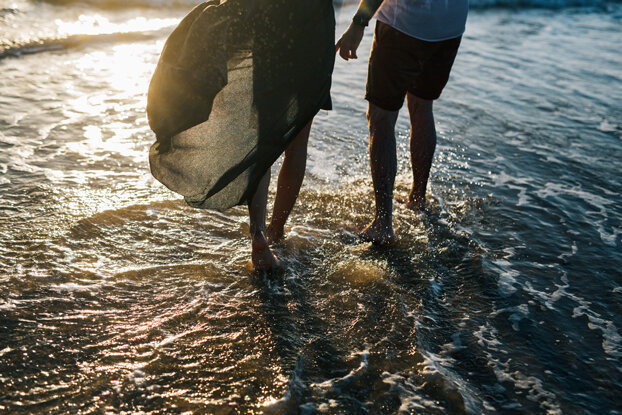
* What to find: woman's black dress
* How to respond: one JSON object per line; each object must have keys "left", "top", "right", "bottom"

{"left": 147, "top": 0, "right": 335, "bottom": 210}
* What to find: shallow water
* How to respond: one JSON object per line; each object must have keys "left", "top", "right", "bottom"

{"left": 1, "top": 1, "right": 621, "bottom": 413}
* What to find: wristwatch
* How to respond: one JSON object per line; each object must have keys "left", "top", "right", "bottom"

{"left": 352, "top": 14, "right": 369, "bottom": 27}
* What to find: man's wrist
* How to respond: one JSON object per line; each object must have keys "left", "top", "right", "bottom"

{"left": 352, "top": 14, "right": 369, "bottom": 27}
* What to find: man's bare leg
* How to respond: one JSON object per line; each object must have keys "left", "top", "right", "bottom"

{"left": 360, "top": 103, "right": 399, "bottom": 245}
{"left": 249, "top": 170, "right": 278, "bottom": 270}
{"left": 403, "top": 93, "right": 436, "bottom": 211}
{"left": 266, "top": 121, "right": 312, "bottom": 243}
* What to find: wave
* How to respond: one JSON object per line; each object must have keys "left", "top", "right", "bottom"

{"left": 468, "top": 0, "right": 618, "bottom": 8}
{"left": 1, "top": 0, "right": 617, "bottom": 61}
{"left": 35, "top": 0, "right": 621, "bottom": 10}
{"left": 335, "top": 0, "right": 619, "bottom": 8}
{"left": 37, "top": 0, "right": 202, "bottom": 9}
{"left": 0, "top": 29, "right": 170, "bottom": 60}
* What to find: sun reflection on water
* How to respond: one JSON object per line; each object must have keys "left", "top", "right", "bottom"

{"left": 55, "top": 14, "right": 177, "bottom": 38}
{"left": 60, "top": 40, "right": 162, "bottom": 167}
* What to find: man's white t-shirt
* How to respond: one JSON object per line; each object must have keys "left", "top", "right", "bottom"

{"left": 375, "top": 0, "right": 469, "bottom": 42}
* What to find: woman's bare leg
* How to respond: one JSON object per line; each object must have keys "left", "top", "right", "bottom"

{"left": 266, "top": 120, "right": 312, "bottom": 243}
{"left": 249, "top": 169, "right": 278, "bottom": 270}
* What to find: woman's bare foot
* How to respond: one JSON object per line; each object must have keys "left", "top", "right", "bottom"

{"left": 265, "top": 223, "right": 284, "bottom": 245}
{"left": 251, "top": 232, "right": 279, "bottom": 271}
{"left": 360, "top": 219, "right": 396, "bottom": 245}
{"left": 395, "top": 194, "right": 426, "bottom": 211}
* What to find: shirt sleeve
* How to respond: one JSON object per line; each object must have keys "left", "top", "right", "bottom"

{"left": 352, "top": 0, "right": 384, "bottom": 26}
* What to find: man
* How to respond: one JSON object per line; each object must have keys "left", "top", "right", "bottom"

{"left": 336, "top": 0, "right": 468, "bottom": 244}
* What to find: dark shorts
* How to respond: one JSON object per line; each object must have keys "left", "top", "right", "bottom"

{"left": 366, "top": 21, "right": 462, "bottom": 111}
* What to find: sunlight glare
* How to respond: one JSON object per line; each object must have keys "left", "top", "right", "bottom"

{"left": 55, "top": 14, "right": 178, "bottom": 37}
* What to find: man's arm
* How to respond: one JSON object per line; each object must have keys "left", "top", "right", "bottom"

{"left": 352, "top": 0, "right": 384, "bottom": 27}
{"left": 336, "top": 0, "right": 384, "bottom": 61}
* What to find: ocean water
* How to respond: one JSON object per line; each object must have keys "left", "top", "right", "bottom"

{"left": 1, "top": 0, "right": 621, "bottom": 413}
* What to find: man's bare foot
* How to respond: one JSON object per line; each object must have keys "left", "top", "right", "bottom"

{"left": 251, "top": 232, "right": 279, "bottom": 271}
{"left": 395, "top": 194, "right": 426, "bottom": 211}
{"left": 360, "top": 220, "right": 396, "bottom": 245}
{"left": 265, "top": 223, "right": 284, "bottom": 245}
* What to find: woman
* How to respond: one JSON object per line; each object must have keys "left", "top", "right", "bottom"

{"left": 147, "top": 0, "right": 335, "bottom": 270}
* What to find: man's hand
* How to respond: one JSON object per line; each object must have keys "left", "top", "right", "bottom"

{"left": 336, "top": 23, "right": 365, "bottom": 61}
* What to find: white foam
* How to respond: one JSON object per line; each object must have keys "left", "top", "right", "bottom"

{"left": 571, "top": 294, "right": 622, "bottom": 358}
{"left": 473, "top": 324, "right": 563, "bottom": 414}
{"left": 493, "top": 259, "right": 519, "bottom": 296}
{"left": 597, "top": 119, "right": 617, "bottom": 133}
{"left": 316, "top": 399, "right": 339, "bottom": 413}
{"left": 0, "top": 300, "right": 17, "bottom": 311}
{"left": 129, "top": 368, "right": 147, "bottom": 386}
{"left": 507, "top": 304, "right": 530, "bottom": 332}
{"left": 535, "top": 182, "right": 617, "bottom": 246}
{"left": 262, "top": 356, "right": 306, "bottom": 414}
{"left": 50, "top": 282, "right": 102, "bottom": 293}
{"left": 440, "top": 332, "right": 467, "bottom": 354}
{"left": 523, "top": 279, "right": 562, "bottom": 311}
{"left": 312, "top": 349, "right": 370, "bottom": 392}
{"left": 381, "top": 372, "right": 429, "bottom": 412}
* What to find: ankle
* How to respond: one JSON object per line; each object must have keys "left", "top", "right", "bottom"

{"left": 251, "top": 230, "right": 268, "bottom": 247}
{"left": 361, "top": 218, "right": 396, "bottom": 245}
{"left": 250, "top": 222, "right": 265, "bottom": 235}
{"left": 408, "top": 190, "right": 426, "bottom": 208}
{"left": 267, "top": 220, "right": 284, "bottom": 232}
{"left": 409, "top": 184, "right": 426, "bottom": 200}
{"left": 266, "top": 223, "right": 285, "bottom": 244}
{"left": 373, "top": 213, "right": 393, "bottom": 229}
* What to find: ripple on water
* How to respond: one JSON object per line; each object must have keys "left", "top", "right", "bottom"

{"left": 0, "top": 178, "right": 499, "bottom": 413}
{"left": 2, "top": 4, "right": 622, "bottom": 413}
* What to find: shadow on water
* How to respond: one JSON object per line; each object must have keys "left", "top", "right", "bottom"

{"left": 250, "top": 270, "right": 353, "bottom": 413}
{"left": 244, "top": 184, "right": 500, "bottom": 414}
